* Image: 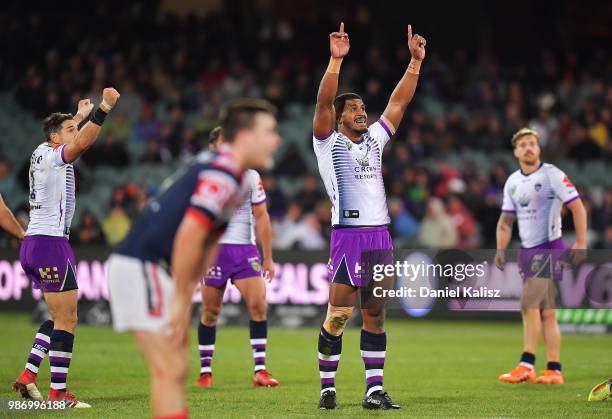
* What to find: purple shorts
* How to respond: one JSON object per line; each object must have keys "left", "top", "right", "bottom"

{"left": 204, "top": 244, "right": 262, "bottom": 289}
{"left": 518, "top": 238, "right": 566, "bottom": 281}
{"left": 19, "top": 235, "right": 78, "bottom": 293}
{"left": 328, "top": 226, "right": 393, "bottom": 287}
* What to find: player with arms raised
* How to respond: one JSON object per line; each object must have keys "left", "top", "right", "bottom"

{"left": 495, "top": 128, "right": 587, "bottom": 385}
{"left": 107, "top": 99, "right": 280, "bottom": 419}
{"left": 195, "top": 127, "right": 279, "bottom": 389}
{"left": 13, "top": 88, "right": 120, "bottom": 408}
{"left": 313, "top": 22, "right": 426, "bottom": 410}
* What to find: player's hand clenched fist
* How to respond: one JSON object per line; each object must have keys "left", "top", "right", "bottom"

{"left": 330, "top": 22, "right": 350, "bottom": 58}
{"left": 101, "top": 87, "right": 120, "bottom": 112}
{"left": 76, "top": 99, "right": 94, "bottom": 120}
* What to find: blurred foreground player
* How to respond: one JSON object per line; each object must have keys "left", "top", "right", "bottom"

{"left": 312, "top": 23, "right": 425, "bottom": 410}
{"left": 13, "top": 88, "right": 120, "bottom": 407}
{"left": 196, "top": 127, "right": 278, "bottom": 388}
{"left": 495, "top": 128, "right": 587, "bottom": 385}
{"left": 107, "top": 100, "right": 280, "bottom": 419}
{"left": 0, "top": 193, "right": 25, "bottom": 240}
{"left": 588, "top": 378, "right": 612, "bottom": 401}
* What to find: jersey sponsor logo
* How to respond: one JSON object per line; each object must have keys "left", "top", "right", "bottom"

{"left": 343, "top": 209, "right": 360, "bottom": 218}
{"left": 518, "top": 194, "right": 531, "bottom": 208}
{"left": 562, "top": 176, "right": 574, "bottom": 188}
{"left": 257, "top": 178, "right": 264, "bottom": 192}
{"left": 534, "top": 182, "right": 542, "bottom": 192}
{"left": 191, "top": 172, "right": 235, "bottom": 214}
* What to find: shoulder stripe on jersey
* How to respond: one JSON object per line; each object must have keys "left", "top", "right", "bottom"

{"left": 314, "top": 129, "right": 335, "bottom": 141}
{"left": 206, "top": 165, "right": 241, "bottom": 184}
{"left": 564, "top": 195, "right": 580, "bottom": 205}
{"left": 60, "top": 145, "right": 68, "bottom": 164}
{"left": 377, "top": 118, "right": 393, "bottom": 138}
{"left": 252, "top": 198, "right": 267, "bottom": 206}
{"left": 185, "top": 208, "right": 214, "bottom": 231}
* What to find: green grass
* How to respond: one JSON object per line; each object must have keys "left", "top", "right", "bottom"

{"left": 1, "top": 313, "right": 611, "bottom": 418}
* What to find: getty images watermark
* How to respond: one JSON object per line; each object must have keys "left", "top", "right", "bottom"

{"left": 371, "top": 259, "right": 498, "bottom": 298}
{"left": 358, "top": 249, "right": 612, "bottom": 311}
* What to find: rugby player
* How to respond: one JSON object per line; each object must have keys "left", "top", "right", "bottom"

{"left": 196, "top": 127, "right": 278, "bottom": 388}
{"left": 495, "top": 128, "right": 587, "bottom": 385}
{"left": 13, "top": 88, "right": 120, "bottom": 408}
{"left": 107, "top": 99, "right": 280, "bottom": 419}
{"left": 312, "top": 22, "right": 426, "bottom": 410}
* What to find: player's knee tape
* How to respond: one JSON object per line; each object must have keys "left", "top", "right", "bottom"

{"left": 323, "top": 305, "right": 353, "bottom": 336}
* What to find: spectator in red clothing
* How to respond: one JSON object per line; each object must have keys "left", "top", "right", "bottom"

{"left": 447, "top": 194, "right": 480, "bottom": 248}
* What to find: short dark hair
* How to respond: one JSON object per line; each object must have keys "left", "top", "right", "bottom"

{"left": 43, "top": 112, "right": 73, "bottom": 140}
{"left": 208, "top": 126, "right": 223, "bottom": 146}
{"left": 333, "top": 93, "right": 363, "bottom": 120}
{"left": 218, "top": 98, "right": 277, "bottom": 142}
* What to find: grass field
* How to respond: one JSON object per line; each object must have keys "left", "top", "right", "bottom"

{"left": 1, "top": 313, "right": 611, "bottom": 418}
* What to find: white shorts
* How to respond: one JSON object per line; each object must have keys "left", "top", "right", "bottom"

{"left": 107, "top": 254, "right": 175, "bottom": 333}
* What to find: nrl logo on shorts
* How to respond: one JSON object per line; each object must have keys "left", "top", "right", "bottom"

{"left": 249, "top": 257, "right": 262, "bottom": 272}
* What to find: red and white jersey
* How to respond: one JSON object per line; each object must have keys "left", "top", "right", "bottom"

{"left": 26, "top": 143, "right": 75, "bottom": 237}
{"left": 220, "top": 170, "right": 266, "bottom": 245}
{"left": 502, "top": 163, "right": 579, "bottom": 248}
{"left": 313, "top": 119, "right": 394, "bottom": 227}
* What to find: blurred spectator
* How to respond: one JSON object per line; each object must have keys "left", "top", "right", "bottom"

{"left": 418, "top": 198, "right": 458, "bottom": 248}
{"left": 446, "top": 195, "right": 480, "bottom": 248}
{"left": 81, "top": 134, "right": 130, "bottom": 168}
{"left": 101, "top": 206, "right": 131, "bottom": 246}
{"left": 294, "top": 173, "right": 324, "bottom": 213}
{"left": 74, "top": 210, "right": 106, "bottom": 246}
{"left": 388, "top": 197, "right": 419, "bottom": 242}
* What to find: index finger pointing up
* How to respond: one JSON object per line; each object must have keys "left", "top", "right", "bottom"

{"left": 408, "top": 24, "right": 413, "bottom": 41}
{"left": 340, "top": 22, "right": 344, "bottom": 33}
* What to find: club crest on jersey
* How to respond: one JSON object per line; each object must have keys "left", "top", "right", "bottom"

{"left": 534, "top": 183, "right": 542, "bottom": 192}
{"left": 354, "top": 143, "right": 371, "bottom": 167}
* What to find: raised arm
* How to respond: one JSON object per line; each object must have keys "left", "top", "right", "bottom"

{"left": 62, "top": 88, "right": 120, "bottom": 163}
{"left": 0, "top": 194, "right": 25, "bottom": 240}
{"left": 494, "top": 212, "right": 515, "bottom": 270}
{"left": 313, "top": 22, "right": 350, "bottom": 138}
{"left": 381, "top": 24, "right": 426, "bottom": 131}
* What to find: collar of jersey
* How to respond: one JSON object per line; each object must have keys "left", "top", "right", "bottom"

{"left": 520, "top": 161, "right": 544, "bottom": 177}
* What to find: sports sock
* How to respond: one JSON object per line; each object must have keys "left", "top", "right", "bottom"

{"left": 547, "top": 361, "right": 561, "bottom": 371}
{"left": 520, "top": 351, "right": 536, "bottom": 369}
{"left": 49, "top": 329, "right": 74, "bottom": 391}
{"left": 198, "top": 322, "right": 216, "bottom": 375}
{"left": 250, "top": 320, "right": 267, "bottom": 372}
{"left": 318, "top": 326, "right": 342, "bottom": 395}
{"left": 25, "top": 320, "right": 54, "bottom": 375}
{"left": 361, "top": 329, "right": 386, "bottom": 396}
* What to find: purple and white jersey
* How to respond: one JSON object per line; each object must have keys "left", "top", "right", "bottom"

{"left": 313, "top": 119, "right": 393, "bottom": 226}
{"left": 26, "top": 143, "right": 75, "bottom": 238}
{"left": 502, "top": 163, "right": 579, "bottom": 248}
{"left": 219, "top": 169, "right": 266, "bottom": 245}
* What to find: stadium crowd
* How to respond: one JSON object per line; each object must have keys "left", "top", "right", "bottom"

{"left": 0, "top": 1, "right": 610, "bottom": 250}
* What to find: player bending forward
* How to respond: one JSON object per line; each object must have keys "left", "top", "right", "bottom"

{"left": 196, "top": 127, "right": 279, "bottom": 388}
{"left": 13, "top": 88, "right": 120, "bottom": 408}
{"left": 495, "top": 128, "right": 587, "bottom": 385}
{"left": 313, "top": 23, "right": 426, "bottom": 410}
{"left": 108, "top": 100, "right": 280, "bottom": 419}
